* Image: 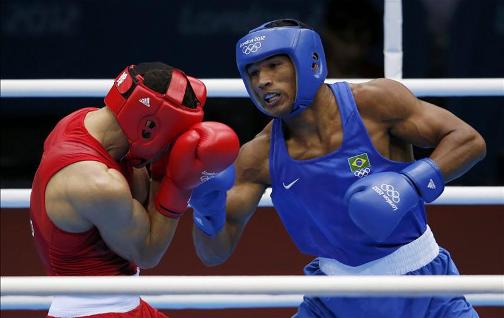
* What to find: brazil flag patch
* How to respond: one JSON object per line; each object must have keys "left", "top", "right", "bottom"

{"left": 347, "top": 153, "right": 371, "bottom": 173}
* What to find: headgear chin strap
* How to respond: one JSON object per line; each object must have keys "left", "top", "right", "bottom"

{"left": 105, "top": 65, "right": 205, "bottom": 166}
{"left": 236, "top": 19, "right": 327, "bottom": 118}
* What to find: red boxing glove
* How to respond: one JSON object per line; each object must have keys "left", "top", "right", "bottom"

{"left": 149, "top": 148, "right": 171, "bottom": 181}
{"left": 155, "top": 122, "right": 240, "bottom": 218}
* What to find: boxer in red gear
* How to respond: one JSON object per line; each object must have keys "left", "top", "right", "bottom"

{"left": 29, "top": 62, "right": 239, "bottom": 318}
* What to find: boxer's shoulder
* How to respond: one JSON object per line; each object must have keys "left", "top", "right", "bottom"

{"left": 49, "top": 161, "right": 130, "bottom": 213}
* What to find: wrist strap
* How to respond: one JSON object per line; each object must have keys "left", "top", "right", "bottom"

{"left": 155, "top": 203, "right": 185, "bottom": 219}
{"left": 401, "top": 158, "right": 444, "bottom": 203}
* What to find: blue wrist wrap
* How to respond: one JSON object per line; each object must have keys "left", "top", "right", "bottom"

{"left": 401, "top": 158, "right": 445, "bottom": 203}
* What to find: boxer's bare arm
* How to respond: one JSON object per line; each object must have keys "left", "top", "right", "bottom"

{"left": 355, "top": 79, "right": 486, "bottom": 181}
{"left": 193, "top": 127, "right": 271, "bottom": 266}
{"left": 47, "top": 161, "right": 178, "bottom": 269}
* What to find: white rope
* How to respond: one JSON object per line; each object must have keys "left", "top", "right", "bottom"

{"left": 1, "top": 78, "right": 503, "bottom": 98}
{"left": 1, "top": 275, "right": 503, "bottom": 297}
{"left": 384, "top": 0, "right": 403, "bottom": 79}
{"left": 2, "top": 187, "right": 502, "bottom": 209}
{"left": 1, "top": 294, "right": 502, "bottom": 310}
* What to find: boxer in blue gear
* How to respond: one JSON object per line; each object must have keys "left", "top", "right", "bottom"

{"left": 191, "top": 19, "right": 486, "bottom": 317}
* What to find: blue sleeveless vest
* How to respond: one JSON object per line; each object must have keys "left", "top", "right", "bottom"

{"left": 269, "top": 82, "right": 427, "bottom": 266}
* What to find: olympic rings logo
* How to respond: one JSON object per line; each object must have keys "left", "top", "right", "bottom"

{"left": 380, "top": 184, "right": 400, "bottom": 203}
{"left": 353, "top": 167, "right": 371, "bottom": 178}
{"left": 242, "top": 42, "right": 262, "bottom": 55}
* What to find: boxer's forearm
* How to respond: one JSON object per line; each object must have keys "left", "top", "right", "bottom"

{"left": 429, "top": 127, "right": 486, "bottom": 183}
{"left": 192, "top": 222, "right": 239, "bottom": 266}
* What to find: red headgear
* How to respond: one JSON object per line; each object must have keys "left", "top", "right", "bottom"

{"left": 105, "top": 65, "right": 205, "bottom": 166}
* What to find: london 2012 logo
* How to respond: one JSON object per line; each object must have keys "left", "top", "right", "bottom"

{"left": 240, "top": 35, "right": 266, "bottom": 55}
{"left": 347, "top": 153, "right": 371, "bottom": 178}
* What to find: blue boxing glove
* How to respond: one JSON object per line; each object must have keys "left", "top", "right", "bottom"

{"left": 190, "top": 164, "right": 235, "bottom": 236}
{"left": 344, "top": 158, "right": 444, "bottom": 242}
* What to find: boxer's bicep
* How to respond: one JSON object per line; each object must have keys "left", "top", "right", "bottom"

{"left": 227, "top": 181, "right": 265, "bottom": 226}
{"left": 363, "top": 79, "right": 456, "bottom": 148}
{"left": 391, "top": 99, "right": 461, "bottom": 149}
{"left": 225, "top": 135, "right": 270, "bottom": 233}
{"left": 73, "top": 168, "right": 150, "bottom": 262}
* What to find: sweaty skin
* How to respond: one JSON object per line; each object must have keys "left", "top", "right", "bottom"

{"left": 193, "top": 55, "right": 486, "bottom": 266}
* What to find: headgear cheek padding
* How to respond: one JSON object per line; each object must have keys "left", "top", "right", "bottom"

{"left": 105, "top": 65, "right": 205, "bottom": 166}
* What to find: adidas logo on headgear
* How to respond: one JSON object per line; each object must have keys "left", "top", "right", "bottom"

{"left": 139, "top": 97, "right": 150, "bottom": 107}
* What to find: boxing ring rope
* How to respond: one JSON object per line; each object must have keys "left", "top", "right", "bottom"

{"left": 384, "top": 0, "right": 403, "bottom": 79}
{"left": 1, "top": 187, "right": 503, "bottom": 209}
{"left": 1, "top": 275, "right": 503, "bottom": 310}
{"left": 5, "top": 275, "right": 500, "bottom": 296}
{"left": 1, "top": 78, "right": 503, "bottom": 98}
{"left": 2, "top": 294, "right": 503, "bottom": 310}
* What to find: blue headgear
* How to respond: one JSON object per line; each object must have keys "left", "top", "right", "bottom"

{"left": 236, "top": 19, "right": 327, "bottom": 118}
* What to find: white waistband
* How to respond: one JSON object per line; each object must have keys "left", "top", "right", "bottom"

{"left": 48, "top": 295, "right": 140, "bottom": 317}
{"left": 49, "top": 269, "right": 141, "bottom": 317}
{"left": 319, "top": 226, "right": 439, "bottom": 276}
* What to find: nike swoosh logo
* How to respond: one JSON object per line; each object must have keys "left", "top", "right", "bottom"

{"left": 283, "top": 178, "right": 300, "bottom": 189}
